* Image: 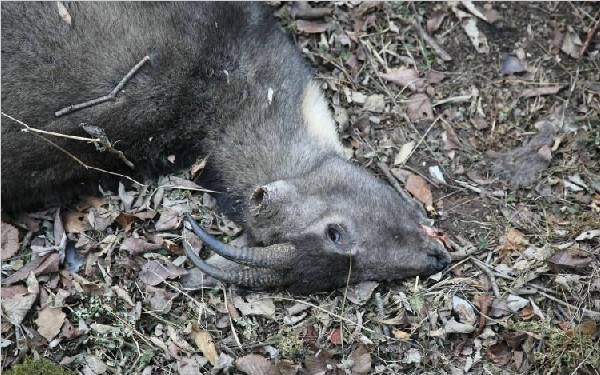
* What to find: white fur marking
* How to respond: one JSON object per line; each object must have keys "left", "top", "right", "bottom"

{"left": 302, "top": 81, "right": 343, "bottom": 154}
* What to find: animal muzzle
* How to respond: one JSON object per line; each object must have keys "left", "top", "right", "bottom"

{"left": 421, "top": 224, "right": 452, "bottom": 272}
{"left": 183, "top": 213, "right": 296, "bottom": 288}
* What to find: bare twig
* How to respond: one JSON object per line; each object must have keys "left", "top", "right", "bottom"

{"left": 4, "top": 117, "right": 146, "bottom": 187}
{"left": 55, "top": 55, "right": 151, "bottom": 117}
{"left": 470, "top": 257, "right": 501, "bottom": 299}
{"left": 410, "top": 5, "right": 452, "bottom": 61}
{"left": 377, "top": 162, "right": 414, "bottom": 202}
{"left": 375, "top": 292, "right": 391, "bottom": 337}
{"left": 580, "top": 10, "right": 600, "bottom": 57}
{"left": 3, "top": 112, "right": 137, "bottom": 171}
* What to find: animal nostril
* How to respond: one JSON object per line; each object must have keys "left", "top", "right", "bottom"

{"left": 428, "top": 251, "right": 451, "bottom": 270}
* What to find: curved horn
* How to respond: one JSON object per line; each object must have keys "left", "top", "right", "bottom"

{"left": 182, "top": 240, "right": 292, "bottom": 288}
{"left": 184, "top": 213, "right": 296, "bottom": 269}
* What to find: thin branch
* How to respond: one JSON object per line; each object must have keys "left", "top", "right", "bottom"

{"left": 410, "top": 4, "right": 452, "bottom": 62}
{"left": 2, "top": 112, "right": 99, "bottom": 142}
{"left": 377, "top": 162, "right": 414, "bottom": 202}
{"left": 580, "top": 10, "right": 600, "bottom": 57}
{"left": 55, "top": 55, "right": 150, "bottom": 117}
{"left": 470, "top": 257, "right": 501, "bottom": 299}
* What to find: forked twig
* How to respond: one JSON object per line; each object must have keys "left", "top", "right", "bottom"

{"left": 55, "top": 55, "right": 150, "bottom": 117}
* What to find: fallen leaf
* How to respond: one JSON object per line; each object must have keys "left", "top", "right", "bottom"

{"left": 380, "top": 67, "right": 425, "bottom": 92}
{"left": 486, "top": 343, "right": 512, "bottom": 366}
{"left": 346, "top": 281, "right": 378, "bottom": 305}
{"left": 2, "top": 294, "right": 37, "bottom": 325}
{"left": 1, "top": 222, "right": 20, "bottom": 260}
{"left": 402, "top": 348, "right": 422, "bottom": 365}
{"left": 575, "top": 229, "right": 600, "bottom": 241}
{"left": 453, "top": 295, "right": 476, "bottom": 324}
{"left": 115, "top": 213, "right": 135, "bottom": 231}
{"left": 35, "top": 307, "right": 66, "bottom": 341}
{"left": 233, "top": 295, "right": 276, "bottom": 320}
{"left": 62, "top": 211, "right": 86, "bottom": 233}
{"left": 1, "top": 285, "right": 28, "bottom": 299}
{"left": 393, "top": 329, "right": 411, "bottom": 340}
{"left": 426, "top": 10, "right": 446, "bottom": 33}
{"left": 296, "top": 20, "right": 331, "bottom": 34}
{"left": 363, "top": 94, "right": 385, "bottom": 112}
{"left": 394, "top": 141, "right": 415, "bottom": 166}
{"left": 176, "top": 356, "right": 208, "bottom": 375}
{"left": 119, "top": 182, "right": 136, "bottom": 211}
{"left": 548, "top": 251, "right": 591, "bottom": 273}
{"left": 503, "top": 228, "right": 529, "bottom": 252}
{"left": 561, "top": 28, "right": 582, "bottom": 59}
{"left": 2, "top": 252, "right": 59, "bottom": 286}
{"left": 146, "top": 285, "right": 176, "bottom": 313}
{"left": 521, "top": 85, "right": 562, "bottom": 98}
{"left": 84, "top": 355, "right": 107, "bottom": 375}
{"left": 405, "top": 174, "right": 433, "bottom": 210}
{"left": 444, "top": 318, "right": 475, "bottom": 334}
{"left": 139, "top": 260, "right": 188, "bottom": 286}
{"left": 329, "top": 327, "right": 343, "bottom": 345}
{"left": 155, "top": 208, "right": 181, "bottom": 231}
{"left": 235, "top": 354, "right": 280, "bottom": 375}
{"left": 120, "top": 238, "right": 161, "bottom": 254}
{"left": 406, "top": 93, "right": 433, "bottom": 123}
{"left": 190, "top": 324, "right": 219, "bottom": 366}
{"left": 349, "top": 345, "right": 371, "bottom": 375}
{"left": 304, "top": 351, "right": 334, "bottom": 375}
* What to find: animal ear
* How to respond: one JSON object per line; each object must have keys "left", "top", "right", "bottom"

{"left": 249, "top": 180, "right": 296, "bottom": 215}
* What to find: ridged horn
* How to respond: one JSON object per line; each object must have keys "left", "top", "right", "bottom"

{"left": 182, "top": 239, "right": 292, "bottom": 288}
{"left": 184, "top": 213, "right": 296, "bottom": 269}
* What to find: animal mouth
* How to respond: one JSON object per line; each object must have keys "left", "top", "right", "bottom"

{"left": 420, "top": 224, "right": 451, "bottom": 249}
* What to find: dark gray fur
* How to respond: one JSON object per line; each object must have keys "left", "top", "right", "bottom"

{"left": 1, "top": 2, "right": 450, "bottom": 293}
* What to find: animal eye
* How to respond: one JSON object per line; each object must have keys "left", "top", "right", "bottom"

{"left": 327, "top": 225, "right": 342, "bottom": 244}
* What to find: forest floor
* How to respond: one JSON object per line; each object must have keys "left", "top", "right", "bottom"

{"left": 2, "top": 2, "right": 599, "bottom": 375}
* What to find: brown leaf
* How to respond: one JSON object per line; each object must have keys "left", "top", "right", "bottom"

{"left": 120, "top": 238, "right": 161, "bottom": 254}
{"left": 486, "top": 343, "right": 512, "bottom": 366}
{"left": 521, "top": 85, "right": 562, "bottom": 98}
{"left": 115, "top": 213, "right": 135, "bottom": 231}
{"left": 550, "top": 26, "right": 565, "bottom": 55}
{"left": 502, "top": 229, "right": 529, "bottom": 252}
{"left": 155, "top": 208, "right": 182, "bottom": 231}
{"left": 190, "top": 324, "right": 219, "bottom": 366}
{"left": 349, "top": 345, "right": 371, "bottom": 375}
{"left": 62, "top": 211, "right": 86, "bottom": 233}
{"left": 561, "top": 28, "right": 582, "bottom": 59}
{"left": 2, "top": 252, "right": 59, "bottom": 286}
{"left": 406, "top": 93, "right": 434, "bottom": 123}
{"left": 443, "top": 126, "right": 462, "bottom": 150}
{"left": 304, "top": 351, "right": 334, "bottom": 375}
{"left": 1, "top": 285, "right": 28, "bottom": 299}
{"left": 35, "top": 307, "right": 66, "bottom": 341}
{"left": 426, "top": 10, "right": 446, "bottom": 33}
{"left": 380, "top": 67, "right": 425, "bottom": 92}
{"left": 190, "top": 157, "right": 208, "bottom": 179}
{"left": 405, "top": 174, "right": 433, "bottom": 210}
{"left": 329, "top": 327, "right": 343, "bottom": 345}
{"left": 146, "top": 285, "right": 176, "bottom": 313}
{"left": 235, "top": 354, "right": 280, "bottom": 375}
{"left": 139, "top": 260, "right": 187, "bottom": 286}
{"left": 548, "top": 251, "right": 591, "bottom": 273}
{"left": 1, "top": 222, "right": 20, "bottom": 260}
{"left": 2, "top": 294, "right": 37, "bottom": 325}
{"left": 296, "top": 20, "right": 331, "bottom": 34}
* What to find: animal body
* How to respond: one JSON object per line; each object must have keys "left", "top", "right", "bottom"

{"left": 1, "top": 2, "right": 451, "bottom": 293}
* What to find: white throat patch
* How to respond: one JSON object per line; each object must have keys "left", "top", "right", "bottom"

{"left": 302, "top": 81, "right": 343, "bottom": 154}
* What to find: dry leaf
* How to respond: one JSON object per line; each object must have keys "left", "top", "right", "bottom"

{"left": 2, "top": 294, "right": 37, "bottom": 325}
{"left": 521, "top": 85, "right": 562, "bottom": 98}
{"left": 233, "top": 295, "right": 276, "bottom": 319}
{"left": 349, "top": 345, "right": 371, "bottom": 375}
{"left": 393, "top": 329, "right": 411, "bottom": 340}
{"left": 291, "top": 2, "right": 332, "bottom": 20}
{"left": 1, "top": 222, "right": 20, "bottom": 260}
{"left": 394, "top": 141, "right": 415, "bottom": 166}
{"left": 120, "top": 238, "right": 161, "bottom": 254}
{"left": 575, "top": 229, "right": 600, "bottom": 241}
{"left": 406, "top": 93, "right": 433, "bottom": 123}
{"left": 329, "top": 327, "right": 343, "bottom": 345}
{"left": 405, "top": 174, "right": 433, "bottom": 210}
{"left": 548, "top": 251, "right": 591, "bottom": 273}
{"left": 155, "top": 208, "right": 181, "bottom": 231}
{"left": 235, "top": 354, "right": 280, "bottom": 375}
{"left": 380, "top": 67, "right": 425, "bottom": 92}
{"left": 426, "top": 10, "right": 446, "bottom": 33}
{"left": 139, "top": 260, "right": 187, "bottom": 286}
{"left": 296, "top": 20, "right": 331, "bottom": 34}
{"left": 191, "top": 324, "right": 219, "bottom": 366}
{"left": 561, "top": 28, "right": 582, "bottom": 59}
{"left": 503, "top": 228, "right": 529, "bottom": 252}
{"left": 115, "top": 213, "right": 135, "bottom": 231}
{"left": 35, "top": 307, "right": 66, "bottom": 341}
{"left": 62, "top": 211, "right": 86, "bottom": 233}
{"left": 500, "top": 54, "right": 526, "bottom": 75}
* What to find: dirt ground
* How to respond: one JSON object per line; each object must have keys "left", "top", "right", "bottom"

{"left": 2, "top": 2, "right": 599, "bottom": 375}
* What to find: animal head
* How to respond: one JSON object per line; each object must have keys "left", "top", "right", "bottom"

{"left": 184, "top": 157, "right": 451, "bottom": 293}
